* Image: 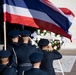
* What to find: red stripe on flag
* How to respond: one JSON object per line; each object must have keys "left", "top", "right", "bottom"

{"left": 59, "top": 8, "right": 75, "bottom": 17}
{"left": 4, "top": 12, "right": 39, "bottom": 28}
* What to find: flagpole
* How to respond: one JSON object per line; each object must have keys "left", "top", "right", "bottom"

{"left": 4, "top": 22, "right": 7, "bottom": 50}
{"left": 3, "top": 0, "right": 7, "bottom": 50}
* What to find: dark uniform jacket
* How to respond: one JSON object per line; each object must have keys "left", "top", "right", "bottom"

{"left": 24, "top": 68, "right": 48, "bottom": 75}
{"left": 15, "top": 43, "right": 41, "bottom": 75}
{"left": 0, "top": 62, "right": 17, "bottom": 75}
{"left": 40, "top": 50, "right": 62, "bottom": 75}
{"left": 7, "top": 42, "right": 20, "bottom": 75}
{"left": 7, "top": 42, "right": 20, "bottom": 52}
{"left": 16, "top": 44, "right": 37, "bottom": 63}
{"left": 7, "top": 42, "right": 20, "bottom": 67}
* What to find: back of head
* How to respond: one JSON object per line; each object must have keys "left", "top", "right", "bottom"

{"left": 0, "top": 50, "right": 11, "bottom": 58}
{"left": 38, "top": 39, "right": 49, "bottom": 48}
{"left": 8, "top": 30, "right": 20, "bottom": 38}
{"left": 20, "top": 30, "right": 31, "bottom": 37}
{"left": 29, "top": 53, "right": 43, "bottom": 64}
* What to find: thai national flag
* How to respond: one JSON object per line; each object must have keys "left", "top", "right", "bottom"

{"left": 3, "top": 0, "right": 75, "bottom": 41}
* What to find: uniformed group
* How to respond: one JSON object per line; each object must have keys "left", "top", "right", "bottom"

{"left": 0, "top": 30, "right": 62, "bottom": 75}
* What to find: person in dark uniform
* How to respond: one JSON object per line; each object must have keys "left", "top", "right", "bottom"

{"left": 0, "top": 50, "right": 17, "bottom": 75}
{"left": 7, "top": 30, "right": 20, "bottom": 64}
{"left": 6, "top": 30, "right": 21, "bottom": 74}
{"left": 15, "top": 30, "right": 41, "bottom": 75}
{"left": 38, "top": 39, "right": 62, "bottom": 75}
{"left": 24, "top": 52, "right": 48, "bottom": 75}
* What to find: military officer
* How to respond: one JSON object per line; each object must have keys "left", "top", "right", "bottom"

{"left": 7, "top": 30, "right": 21, "bottom": 66}
{"left": 38, "top": 39, "right": 62, "bottom": 75}
{"left": 0, "top": 50, "right": 17, "bottom": 75}
{"left": 15, "top": 30, "right": 41, "bottom": 75}
{"left": 24, "top": 52, "right": 48, "bottom": 75}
